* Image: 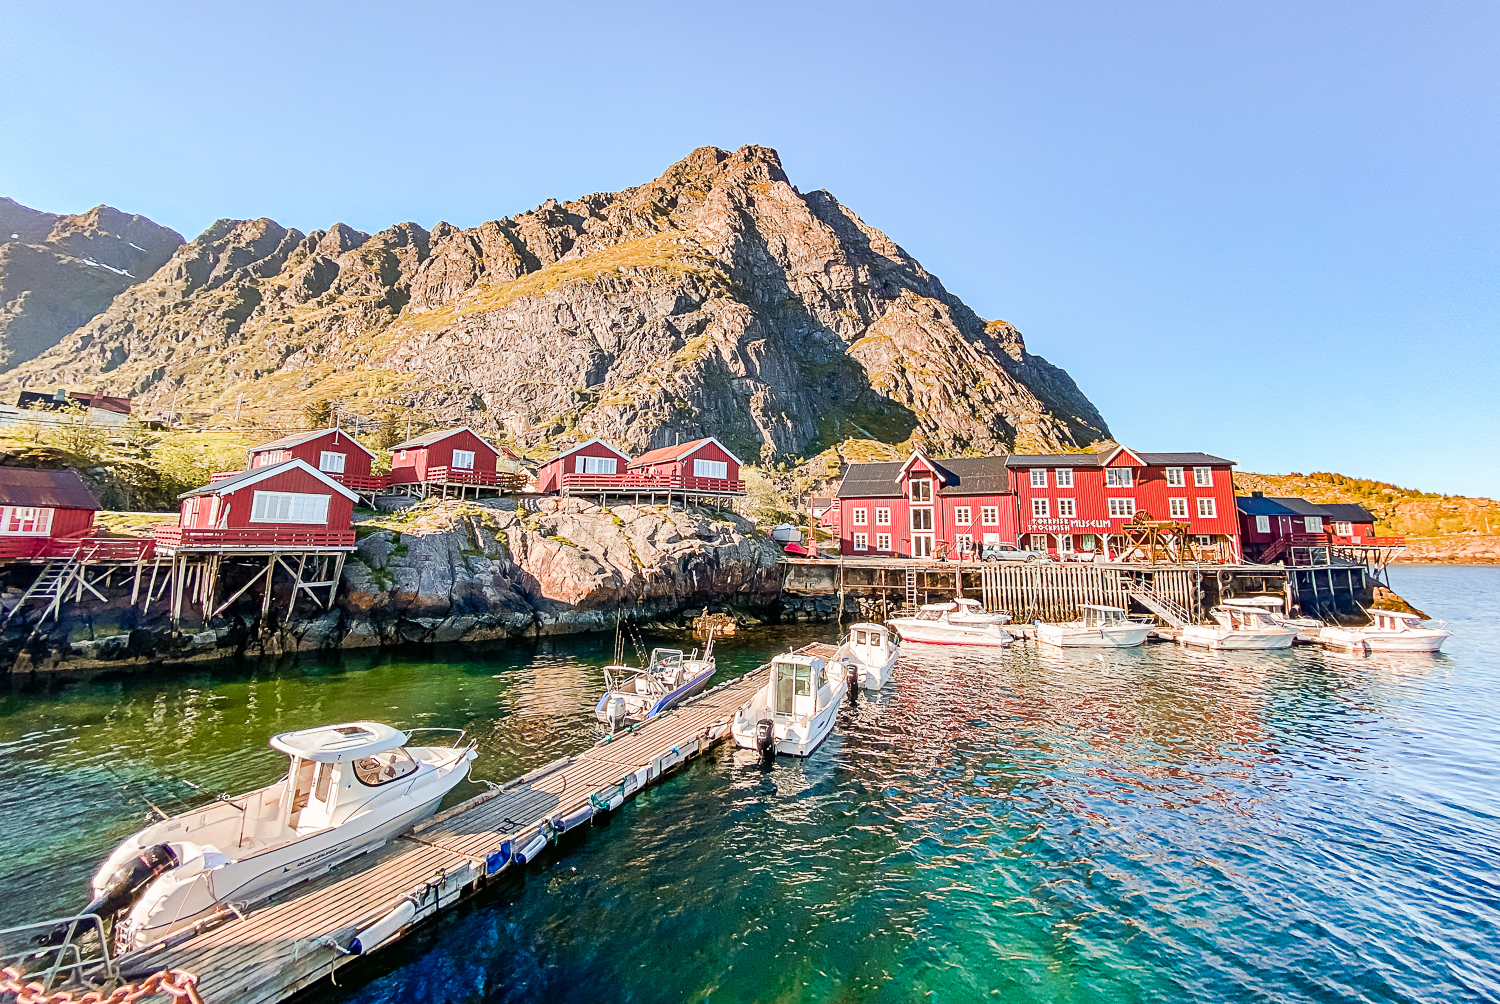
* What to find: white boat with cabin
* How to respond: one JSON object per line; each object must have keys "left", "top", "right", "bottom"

{"left": 1320, "top": 609, "right": 1451, "bottom": 653}
{"left": 1226, "top": 595, "right": 1325, "bottom": 642}
{"left": 1178, "top": 599, "right": 1299, "bottom": 650}
{"left": 1034, "top": 605, "right": 1151, "bottom": 648}
{"left": 887, "top": 598, "right": 1013, "bottom": 647}
{"left": 832, "top": 622, "right": 900, "bottom": 689}
{"left": 90, "top": 721, "right": 475, "bottom": 951}
{"left": 595, "top": 640, "right": 717, "bottom": 730}
{"left": 732, "top": 651, "right": 848, "bottom": 757}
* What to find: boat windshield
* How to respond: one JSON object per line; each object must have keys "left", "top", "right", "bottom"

{"left": 649, "top": 649, "right": 683, "bottom": 671}
{"left": 353, "top": 748, "right": 419, "bottom": 787}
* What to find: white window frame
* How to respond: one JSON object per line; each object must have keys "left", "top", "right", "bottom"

{"left": 852, "top": 532, "right": 868, "bottom": 551}
{"left": 1193, "top": 466, "right": 1213, "bottom": 487}
{"left": 319, "top": 451, "right": 347, "bottom": 474}
{"left": 452, "top": 449, "right": 476, "bottom": 470}
{"left": 1303, "top": 516, "right": 1323, "bottom": 533}
{"left": 852, "top": 508, "right": 868, "bottom": 526}
{"left": 1028, "top": 534, "right": 1049, "bottom": 551}
{"left": 909, "top": 479, "right": 932, "bottom": 503}
{"left": 0, "top": 506, "right": 53, "bottom": 536}
{"left": 981, "top": 506, "right": 999, "bottom": 526}
{"left": 1169, "top": 497, "right": 1189, "bottom": 519}
{"left": 1196, "top": 534, "right": 1214, "bottom": 547}
{"left": 955, "top": 533, "right": 972, "bottom": 553}
{"left": 1165, "top": 466, "right": 1184, "bottom": 487}
{"left": 1197, "top": 497, "right": 1217, "bottom": 518}
{"left": 876, "top": 533, "right": 891, "bottom": 551}
{"left": 1105, "top": 467, "right": 1133, "bottom": 488}
{"left": 1334, "top": 521, "right": 1352, "bottom": 536}
{"left": 1030, "top": 469, "right": 1047, "bottom": 488}
{"left": 576, "top": 455, "right": 618, "bottom": 475}
{"left": 1058, "top": 534, "right": 1073, "bottom": 553}
{"left": 953, "top": 506, "right": 971, "bottom": 526}
{"left": 1031, "top": 498, "right": 1049, "bottom": 518}
{"left": 1057, "top": 498, "right": 1076, "bottom": 518}
{"left": 693, "top": 458, "right": 728, "bottom": 479}
{"left": 1055, "top": 468, "right": 1073, "bottom": 488}
{"left": 249, "top": 490, "right": 331, "bottom": 525}
{"left": 875, "top": 507, "right": 891, "bottom": 526}
{"left": 1108, "top": 497, "right": 1136, "bottom": 518}
{"left": 1255, "top": 515, "right": 1271, "bottom": 534}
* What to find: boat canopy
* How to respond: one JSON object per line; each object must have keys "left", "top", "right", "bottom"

{"left": 1222, "top": 597, "right": 1284, "bottom": 608}
{"left": 270, "top": 722, "right": 408, "bottom": 763}
{"left": 1373, "top": 609, "right": 1424, "bottom": 623}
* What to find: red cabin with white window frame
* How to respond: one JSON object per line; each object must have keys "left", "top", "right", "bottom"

{"left": 0, "top": 468, "right": 106, "bottom": 559}
{"left": 1235, "top": 493, "right": 1386, "bottom": 563}
{"left": 154, "top": 459, "right": 358, "bottom": 551}
{"left": 1006, "top": 447, "right": 1240, "bottom": 560}
{"left": 535, "top": 438, "right": 634, "bottom": 493}
{"left": 834, "top": 453, "right": 1018, "bottom": 558}
{"left": 245, "top": 428, "right": 382, "bottom": 490}
{"left": 387, "top": 427, "right": 516, "bottom": 490}
{"left": 626, "top": 437, "right": 745, "bottom": 493}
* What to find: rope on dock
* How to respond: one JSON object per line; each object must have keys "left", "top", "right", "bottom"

{"left": 0, "top": 966, "right": 204, "bottom": 1004}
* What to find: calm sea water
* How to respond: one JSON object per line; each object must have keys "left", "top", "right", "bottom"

{"left": 1, "top": 567, "right": 1496, "bottom": 1003}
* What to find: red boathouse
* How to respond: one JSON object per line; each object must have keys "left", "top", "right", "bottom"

{"left": 246, "top": 428, "right": 382, "bottom": 490}
{"left": 388, "top": 427, "right": 522, "bottom": 497}
{"left": 155, "top": 459, "right": 358, "bottom": 551}
{"left": 535, "top": 438, "right": 634, "bottom": 493}
{"left": 0, "top": 468, "right": 103, "bottom": 559}
{"left": 626, "top": 437, "right": 744, "bottom": 492}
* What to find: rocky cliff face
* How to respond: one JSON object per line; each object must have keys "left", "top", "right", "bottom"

{"left": 0, "top": 147, "right": 1108, "bottom": 458}
{"left": 0, "top": 198, "right": 183, "bottom": 370}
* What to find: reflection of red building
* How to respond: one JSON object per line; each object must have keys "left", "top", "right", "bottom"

{"left": 1006, "top": 448, "right": 1240, "bottom": 559}
{"left": 834, "top": 453, "right": 1016, "bottom": 557}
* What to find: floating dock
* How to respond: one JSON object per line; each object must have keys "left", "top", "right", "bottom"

{"left": 117, "top": 667, "right": 770, "bottom": 1004}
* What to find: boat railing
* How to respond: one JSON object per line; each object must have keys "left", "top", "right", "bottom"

{"left": 0, "top": 912, "right": 116, "bottom": 993}
{"left": 403, "top": 726, "right": 469, "bottom": 748}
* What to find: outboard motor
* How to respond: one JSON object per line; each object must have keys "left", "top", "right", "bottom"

{"left": 36, "top": 844, "right": 178, "bottom": 945}
{"left": 754, "top": 718, "right": 776, "bottom": 759}
{"left": 606, "top": 694, "right": 627, "bottom": 732}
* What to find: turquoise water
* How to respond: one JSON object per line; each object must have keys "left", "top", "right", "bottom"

{"left": 2, "top": 568, "right": 1497, "bottom": 1002}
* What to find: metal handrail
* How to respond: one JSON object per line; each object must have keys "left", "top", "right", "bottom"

{"left": 0, "top": 913, "right": 116, "bottom": 991}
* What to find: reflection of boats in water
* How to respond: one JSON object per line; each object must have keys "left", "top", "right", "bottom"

{"left": 1179, "top": 599, "right": 1298, "bottom": 651}
{"left": 732, "top": 650, "right": 848, "bottom": 758}
{"left": 91, "top": 721, "right": 475, "bottom": 951}
{"left": 888, "top": 599, "right": 1013, "bottom": 647}
{"left": 833, "top": 622, "right": 899, "bottom": 689}
{"left": 1321, "top": 609, "right": 1451, "bottom": 653}
{"left": 1034, "top": 605, "right": 1151, "bottom": 648}
{"left": 595, "top": 636, "right": 717, "bottom": 730}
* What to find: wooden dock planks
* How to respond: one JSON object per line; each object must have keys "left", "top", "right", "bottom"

{"left": 122, "top": 668, "right": 768, "bottom": 1004}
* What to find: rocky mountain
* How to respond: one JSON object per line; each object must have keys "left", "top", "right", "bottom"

{"left": 0, "top": 147, "right": 1108, "bottom": 459}
{"left": 0, "top": 198, "right": 182, "bottom": 370}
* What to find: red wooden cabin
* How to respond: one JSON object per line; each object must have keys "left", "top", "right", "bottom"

{"left": 245, "top": 428, "right": 382, "bottom": 489}
{"left": 835, "top": 452, "right": 1017, "bottom": 558}
{"left": 535, "top": 438, "right": 634, "bottom": 493}
{"left": 626, "top": 437, "right": 744, "bottom": 492}
{"left": 0, "top": 468, "right": 103, "bottom": 559}
{"left": 388, "top": 427, "right": 517, "bottom": 492}
{"left": 154, "top": 459, "right": 357, "bottom": 551}
{"left": 1006, "top": 447, "right": 1241, "bottom": 561}
{"left": 1236, "top": 493, "right": 1390, "bottom": 564}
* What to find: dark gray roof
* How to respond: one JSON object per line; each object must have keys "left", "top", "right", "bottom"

{"left": 180, "top": 459, "right": 296, "bottom": 498}
{"left": 250, "top": 429, "right": 327, "bottom": 452}
{"left": 1005, "top": 451, "right": 1234, "bottom": 467}
{"left": 1317, "top": 503, "right": 1376, "bottom": 523}
{"left": 0, "top": 468, "right": 100, "bottom": 509}
{"left": 1235, "top": 496, "right": 1301, "bottom": 516}
{"left": 835, "top": 457, "right": 1013, "bottom": 499}
{"left": 1236, "top": 496, "right": 1376, "bottom": 522}
{"left": 1137, "top": 452, "right": 1234, "bottom": 466}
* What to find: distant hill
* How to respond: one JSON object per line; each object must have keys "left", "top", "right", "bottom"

{"left": 1235, "top": 471, "right": 1500, "bottom": 564}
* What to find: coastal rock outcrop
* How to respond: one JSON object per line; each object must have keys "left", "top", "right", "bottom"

{"left": 0, "top": 146, "right": 1109, "bottom": 459}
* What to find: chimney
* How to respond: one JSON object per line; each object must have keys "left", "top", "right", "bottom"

{"left": 1252, "top": 490, "right": 1264, "bottom": 498}
{"left": 53, "top": 388, "right": 67, "bottom": 403}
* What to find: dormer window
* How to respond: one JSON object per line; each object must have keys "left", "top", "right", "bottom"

{"left": 909, "top": 479, "right": 932, "bottom": 503}
{"left": 1105, "top": 467, "right": 1133, "bottom": 488}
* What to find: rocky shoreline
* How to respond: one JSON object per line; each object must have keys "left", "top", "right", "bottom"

{"left": 1, "top": 499, "right": 833, "bottom": 681}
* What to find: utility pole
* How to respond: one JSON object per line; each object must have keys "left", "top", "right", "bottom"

{"left": 235, "top": 394, "right": 243, "bottom": 424}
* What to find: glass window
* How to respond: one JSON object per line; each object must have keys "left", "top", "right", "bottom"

{"left": 1032, "top": 498, "right": 1049, "bottom": 518}
{"left": 0, "top": 506, "right": 54, "bottom": 536}
{"left": 319, "top": 451, "right": 346, "bottom": 474}
{"left": 876, "top": 533, "right": 891, "bottom": 551}
{"left": 1057, "top": 498, "right": 1076, "bottom": 518}
{"left": 576, "top": 455, "right": 618, "bottom": 475}
{"left": 1108, "top": 497, "right": 1135, "bottom": 518}
{"left": 853, "top": 533, "right": 868, "bottom": 551}
{"left": 1059, "top": 534, "right": 1073, "bottom": 553}
{"left": 250, "top": 491, "right": 331, "bottom": 524}
{"left": 954, "top": 507, "right": 971, "bottom": 525}
{"left": 794, "top": 662, "right": 812, "bottom": 697}
{"left": 875, "top": 507, "right": 890, "bottom": 526}
{"left": 452, "top": 450, "right": 476, "bottom": 470}
{"left": 1196, "top": 535, "right": 1214, "bottom": 547}
{"left": 1304, "top": 516, "right": 1323, "bottom": 533}
{"left": 1055, "top": 468, "right": 1073, "bottom": 488}
{"left": 1028, "top": 534, "right": 1049, "bottom": 551}
{"left": 1334, "top": 521, "right": 1352, "bottom": 536}
{"left": 1194, "top": 467, "right": 1213, "bottom": 486}
{"left": 776, "top": 661, "right": 796, "bottom": 715}
{"left": 911, "top": 509, "right": 933, "bottom": 531}
{"left": 1105, "top": 468, "right": 1133, "bottom": 488}
{"left": 352, "top": 748, "right": 419, "bottom": 787}
{"left": 955, "top": 533, "right": 972, "bottom": 552}
{"left": 1255, "top": 515, "right": 1271, "bottom": 534}
{"left": 1169, "top": 497, "right": 1188, "bottom": 518}
{"left": 1197, "top": 497, "right": 1217, "bottom": 518}
{"left": 852, "top": 508, "right": 868, "bottom": 525}
{"left": 693, "top": 458, "right": 728, "bottom": 479}
{"left": 981, "top": 506, "right": 998, "bottom": 525}
{"left": 1165, "top": 466, "right": 1184, "bottom": 486}
{"left": 1030, "top": 469, "right": 1047, "bottom": 488}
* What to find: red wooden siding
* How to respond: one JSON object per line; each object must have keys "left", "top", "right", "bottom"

{"left": 177, "top": 466, "right": 354, "bottom": 533}
{"left": 537, "top": 441, "right": 632, "bottom": 493}
{"left": 250, "top": 430, "right": 373, "bottom": 480}
{"left": 389, "top": 429, "right": 500, "bottom": 485}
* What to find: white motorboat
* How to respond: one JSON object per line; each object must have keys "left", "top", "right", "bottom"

{"left": 732, "top": 651, "right": 848, "bottom": 758}
{"left": 595, "top": 640, "right": 717, "bottom": 730}
{"left": 832, "top": 622, "right": 899, "bottom": 690}
{"left": 1178, "top": 599, "right": 1298, "bottom": 651}
{"left": 1220, "top": 595, "right": 1325, "bottom": 642}
{"left": 90, "top": 721, "right": 476, "bottom": 951}
{"left": 1034, "top": 604, "right": 1151, "bottom": 648}
{"left": 887, "top": 598, "right": 1013, "bottom": 647}
{"left": 1320, "top": 609, "right": 1451, "bottom": 653}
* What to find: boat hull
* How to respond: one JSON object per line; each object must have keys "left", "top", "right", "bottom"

{"left": 889, "top": 621, "right": 1012, "bottom": 647}
{"left": 1035, "top": 624, "right": 1151, "bottom": 648}
{"left": 1321, "top": 627, "right": 1449, "bottom": 653}
{"left": 1179, "top": 626, "right": 1297, "bottom": 650}
{"left": 594, "top": 665, "right": 715, "bottom": 726}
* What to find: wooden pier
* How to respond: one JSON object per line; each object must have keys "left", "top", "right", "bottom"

{"left": 115, "top": 667, "right": 768, "bottom": 1004}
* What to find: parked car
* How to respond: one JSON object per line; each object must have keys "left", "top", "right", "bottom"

{"left": 981, "top": 542, "right": 1051, "bottom": 563}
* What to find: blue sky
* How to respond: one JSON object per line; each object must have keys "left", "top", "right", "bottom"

{"left": 2, "top": 1, "right": 1496, "bottom": 495}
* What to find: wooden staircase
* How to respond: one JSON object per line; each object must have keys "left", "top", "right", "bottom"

{"left": 2, "top": 557, "right": 79, "bottom": 628}
{"left": 1123, "top": 581, "right": 1192, "bottom": 628}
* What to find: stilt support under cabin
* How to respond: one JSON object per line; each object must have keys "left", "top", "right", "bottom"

{"left": 148, "top": 547, "right": 352, "bottom": 625}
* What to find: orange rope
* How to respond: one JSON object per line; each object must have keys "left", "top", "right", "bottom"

{"left": 0, "top": 966, "right": 203, "bottom": 1004}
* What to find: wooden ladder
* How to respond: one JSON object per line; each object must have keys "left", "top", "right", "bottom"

{"left": 903, "top": 566, "right": 918, "bottom": 608}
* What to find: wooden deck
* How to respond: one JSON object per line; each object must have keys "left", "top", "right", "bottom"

{"left": 117, "top": 667, "right": 770, "bottom": 1004}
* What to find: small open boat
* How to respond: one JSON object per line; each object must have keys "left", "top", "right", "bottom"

{"left": 1034, "top": 604, "right": 1151, "bottom": 648}
{"left": 595, "top": 638, "right": 716, "bottom": 730}
{"left": 732, "top": 651, "right": 848, "bottom": 758}
{"left": 1179, "top": 599, "right": 1298, "bottom": 651}
{"left": 833, "top": 622, "right": 900, "bottom": 689}
{"left": 887, "top": 598, "right": 1013, "bottom": 647}
{"left": 1320, "top": 609, "right": 1451, "bottom": 653}
{"left": 91, "top": 722, "right": 475, "bottom": 952}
